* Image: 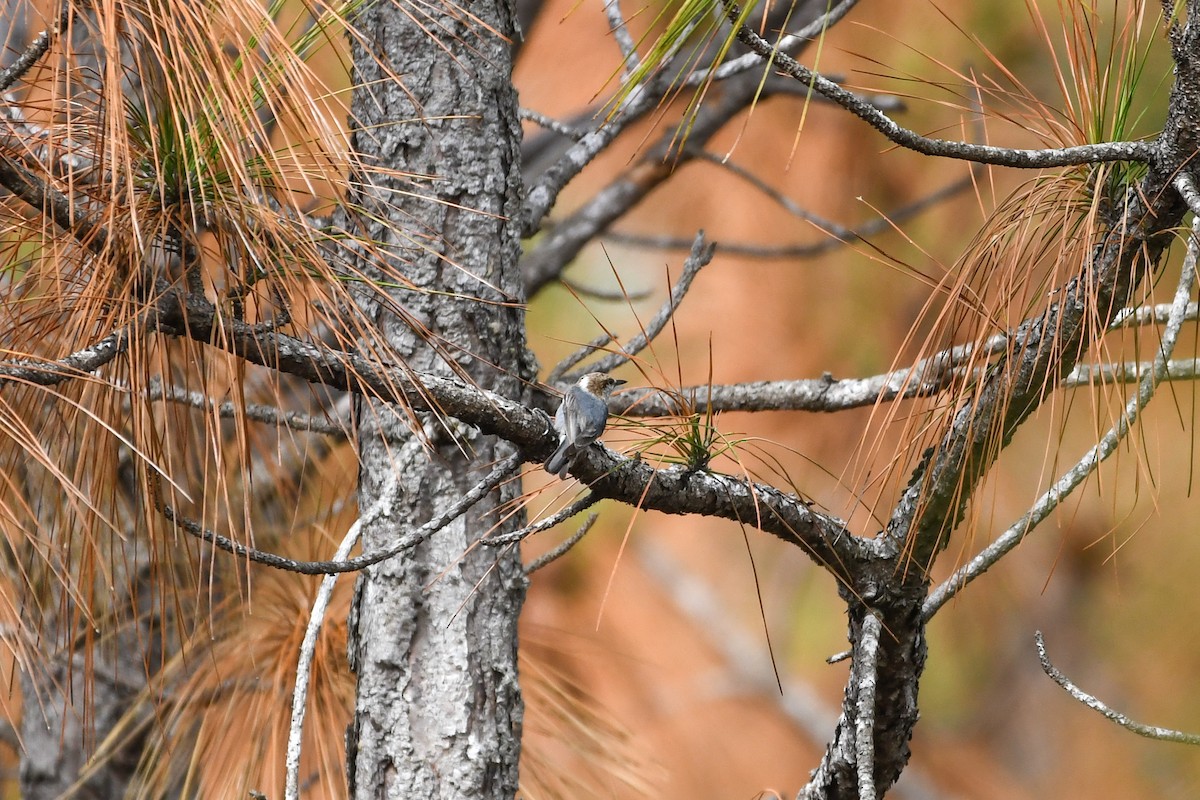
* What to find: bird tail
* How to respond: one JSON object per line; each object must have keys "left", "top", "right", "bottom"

{"left": 544, "top": 441, "right": 575, "bottom": 478}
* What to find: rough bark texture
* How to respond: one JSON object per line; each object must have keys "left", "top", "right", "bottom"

{"left": 341, "top": 2, "right": 530, "bottom": 799}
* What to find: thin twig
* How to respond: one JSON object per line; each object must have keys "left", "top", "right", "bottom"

{"left": 162, "top": 452, "right": 523, "bottom": 575}
{"left": 604, "top": 0, "right": 640, "bottom": 78}
{"left": 483, "top": 492, "right": 601, "bottom": 546}
{"left": 607, "top": 160, "right": 979, "bottom": 259}
{"left": 549, "top": 333, "right": 614, "bottom": 384}
{"left": 723, "top": 1, "right": 1153, "bottom": 169}
{"left": 561, "top": 276, "right": 656, "bottom": 302}
{"left": 142, "top": 380, "right": 352, "bottom": 438}
{"left": 285, "top": 470, "right": 401, "bottom": 800}
{"left": 1035, "top": 632, "right": 1200, "bottom": 745}
{"left": 693, "top": 151, "right": 859, "bottom": 239}
{"left": 685, "top": 0, "right": 861, "bottom": 87}
{"left": 518, "top": 107, "right": 585, "bottom": 140}
{"left": 524, "top": 512, "right": 599, "bottom": 573}
{"left": 923, "top": 208, "right": 1200, "bottom": 619}
{"left": 566, "top": 230, "right": 714, "bottom": 379}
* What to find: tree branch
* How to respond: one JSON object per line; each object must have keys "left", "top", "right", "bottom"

{"left": 483, "top": 492, "right": 600, "bottom": 547}
{"left": 286, "top": 468, "right": 401, "bottom": 800}
{"left": 161, "top": 452, "right": 522, "bottom": 575}
{"left": 889, "top": 181, "right": 1187, "bottom": 566}
{"left": 0, "top": 6, "right": 69, "bottom": 92}
{"left": 723, "top": 1, "right": 1154, "bottom": 169}
{"left": 524, "top": 512, "right": 599, "bottom": 574}
{"left": 922, "top": 186, "right": 1200, "bottom": 618}
{"left": 1035, "top": 632, "right": 1200, "bottom": 745}
{"left": 140, "top": 380, "right": 353, "bottom": 438}
{"left": 153, "top": 290, "right": 864, "bottom": 570}
{"left": 603, "top": 0, "right": 640, "bottom": 78}
{"left": 522, "top": 1, "right": 850, "bottom": 293}
{"left": 684, "top": 0, "right": 862, "bottom": 87}
{"left": 563, "top": 230, "right": 714, "bottom": 380}
{"left": 0, "top": 325, "right": 133, "bottom": 387}
{"left": 521, "top": 69, "right": 751, "bottom": 295}
{"left": 854, "top": 612, "right": 882, "bottom": 800}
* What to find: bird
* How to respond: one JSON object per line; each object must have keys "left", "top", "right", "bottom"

{"left": 544, "top": 372, "right": 626, "bottom": 478}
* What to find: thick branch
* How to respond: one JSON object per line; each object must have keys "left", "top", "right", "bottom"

{"left": 924, "top": 213, "right": 1200, "bottom": 618}
{"left": 150, "top": 288, "right": 865, "bottom": 573}
{"left": 887, "top": 10, "right": 1200, "bottom": 565}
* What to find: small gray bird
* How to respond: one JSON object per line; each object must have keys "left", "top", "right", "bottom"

{"left": 544, "top": 372, "right": 626, "bottom": 478}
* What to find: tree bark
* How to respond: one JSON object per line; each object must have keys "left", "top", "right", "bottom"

{"left": 341, "top": 2, "right": 530, "bottom": 799}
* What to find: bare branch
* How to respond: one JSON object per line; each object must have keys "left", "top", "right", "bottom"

{"left": 685, "top": 0, "right": 862, "bottom": 87}
{"left": 603, "top": 168, "right": 976, "bottom": 258}
{"left": 1035, "top": 632, "right": 1200, "bottom": 745}
{"left": 141, "top": 380, "right": 352, "bottom": 438}
{"left": 521, "top": 60, "right": 672, "bottom": 237}
{"left": 0, "top": 325, "right": 133, "bottom": 387}
{"left": 923, "top": 211, "right": 1200, "bottom": 619}
{"left": 0, "top": 6, "right": 69, "bottom": 92}
{"left": 161, "top": 452, "right": 523, "bottom": 575}
{"left": 286, "top": 469, "right": 401, "bottom": 800}
{"left": 518, "top": 107, "right": 585, "bottom": 140}
{"left": 548, "top": 334, "right": 614, "bottom": 384}
{"left": 854, "top": 612, "right": 883, "bottom": 800}
{"left": 723, "top": 1, "right": 1154, "bottom": 169}
{"left": 522, "top": 55, "right": 812, "bottom": 292}
{"left": 0, "top": 142, "right": 109, "bottom": 247}
{"left": 1064, "top": 357, "right": 1200, "bottom": 387}
{"left": 603, "top": 0, "right": 640, "bottom": 78}
{"left": 521, "top": 0, "right": 866, "bottom": 247}
{"left": 566, "top": 230, "right": 715, "bottom": 379}
{"left": 483, "top": 492, "right": 600, "bottom": 547}
{"left": 524, "top": 512, "right": 599, "bottom": 574}
{"left": 618, "top": 366, "right": 953, "bottom": 416}
{"left": 162, "top": 296, "right": 861, "bottom": 566}
{"left": 695, "top": 151, "right": 861, "bottom": 238}
{"left": 561, "top": 276, "right": 657, "bottom": 302}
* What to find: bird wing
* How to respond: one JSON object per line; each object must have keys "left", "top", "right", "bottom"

{"left": 558, "top": 386, "right": 606, "bottom": 445}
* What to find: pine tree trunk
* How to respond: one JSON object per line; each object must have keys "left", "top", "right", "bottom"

{"left": 341, "top": 2, "right": 529, "bottom": 798}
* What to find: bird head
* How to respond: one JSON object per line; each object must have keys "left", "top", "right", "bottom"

{"left": 578, "top": 372, "right": 626, "bottom": 397}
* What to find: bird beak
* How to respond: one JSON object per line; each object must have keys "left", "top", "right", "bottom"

{"left": 613, "top": 379, "right": 627, "bottom": 387}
